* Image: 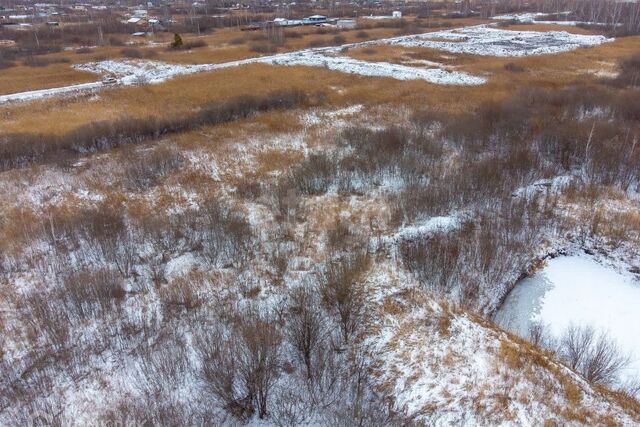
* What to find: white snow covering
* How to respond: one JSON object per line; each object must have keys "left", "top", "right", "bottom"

{"left": 383, "top": 25, "right": 612, "bottom": 57}
{"left": 387, "top": 214, "right": 461, "bottom": 242}
{"left": 262, "top": 51, "right": 486, "bottom": 85}
{"left": 74, "top": 59, "right": 211, "bottom": 85}
{"left": 495, "top": 253, "right": 640, "bottom": 384}
{"left": 0, "top": 82, "right": 103, "bottom": 104}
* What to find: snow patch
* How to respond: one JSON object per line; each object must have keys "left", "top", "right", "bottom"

{"left": 383, "top": 25, "right": 612, "bottom": 57}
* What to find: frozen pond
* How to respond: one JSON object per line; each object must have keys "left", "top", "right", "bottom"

{"left": 495, "top": 254, "right": 640, "bottom": 384}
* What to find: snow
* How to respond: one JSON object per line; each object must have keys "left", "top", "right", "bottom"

{"left": 495, "top": 253, "right": 640, "bottom": 384}
{"left": 383, "top": 25, "right": 612, "bottom": 57}
{"left": 74, "top": 59, "right": 210, "bottom": 85}
{"left": 262, "top": 51, "right": 486, "bottom": 85}
{"left": 0, "top": 81, "right": 103, "bottom": 104}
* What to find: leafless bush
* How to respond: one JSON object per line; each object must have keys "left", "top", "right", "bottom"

{"left": 199, "top": 312, "right": 282, "bottom": 419}
{"left": 120, "top": 47, "right": 144, "bottom": 58}
{"left": 558, "top": 324, "right": 630, "bottom": 386}
{"left": 183, "top": 39, "right": 208, "bottom": 49}
{"left": 321, "top": 253, "right": 370, "bottom": 344}
{"left": 58, "top": 268, "right": 125, "bottom": 319}
{"left": 23, "top": 56, "right": 70, "bottom": 67}
{"left": 355, "top": 30, "right": 370, "bottom": 39}
{"left": 504, "top": 62, "right": 525, "bottom": 72}
{"left": 306, "top": 39, "right": 328, "bottom": 48}
{"left": 122, "top": 146, "right": 184, "bottom": 191}
{"left": 616, "top": 54, "right": 640, "bottom": 87}
{"left": 287, "top": 286, "right": 327, "bottom": 381}
{"left": 189, "top": 197, "right": 252, "bottom": 267}
{"left": 249, "top": 42, "right": 278, "bottom": 54}
{"left": 332, "top": 35, "right": 347, "bottom": 45}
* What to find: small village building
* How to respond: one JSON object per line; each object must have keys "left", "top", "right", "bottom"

{"left": 304, "top": 15, "right": 327, "bottom": 24}
{"left": 336, "top": 19, "right": 356, "bottom": 29}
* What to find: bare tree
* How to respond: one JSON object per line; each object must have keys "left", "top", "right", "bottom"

{"left": 559, "top": 324, "right": 595, "bottom": 370}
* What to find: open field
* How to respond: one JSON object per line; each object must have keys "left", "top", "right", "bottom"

{"left": 1, "top": 4, "right": 639, "bottom": 425}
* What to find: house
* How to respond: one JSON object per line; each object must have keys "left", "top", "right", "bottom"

{"left": 392, "top": 11, "right": 402, "bottom": 19}
{"left": 303, "top": 15, "right": 327, "bottom": 25}
{"left": 336, "top": 19, "right": 356, "bottom": 29}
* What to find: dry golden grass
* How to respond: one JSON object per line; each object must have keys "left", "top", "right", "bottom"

{"left": 0, "top": 17, "right": 486, "bottom": 95}
{"left": 0, "top": 25, "right": 638, "bottom": 140}
{"left": 0, "top": 63, "right": 97, "bottom": 95}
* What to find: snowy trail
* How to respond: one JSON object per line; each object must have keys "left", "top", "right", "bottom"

{"left": 0, "top": 81, "right": 104, "bottom": 104}
{"left": 0, "top": 24, "right": 611, "bottom": 105}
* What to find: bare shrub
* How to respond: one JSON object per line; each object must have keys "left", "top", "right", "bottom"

{"left": 23, "top": 56, "right": 70, "bottom": 67}
{"left": 355, "top": 30, "right": 369, "bottom": 38}
{"left": 558, "top": 324, "right": 630, "bottom": 386}
{"left": 504, "top": 62, "right": 525, "bottom": 72}
{"left": 183, "top": 39, "right": 208, "bottom": 49}
{"left": 199, "top": 312, "right": 282, "bottom": 419}
{"left": 249, "top": 43, "right": 278, "bottom": 54}
{"left": 306, "top": 39, "right": 328, "bottom": 48}
{"left": 287, "top": 153, "right": 336, "bottom": 195}
{"left": 120, "top": 47, "right": 143, "bottom": 58}
{"left": 321, "top": 253, "right": 370, "bottom": 344}
{"left": 614, "top": 53, "right": 640, "bottom": 87}
{"left": 287, "top": 286, "right": 327, "bottom": 381}
{"left": 58, "top": 268, "right": 125, "bottom": 319}
{"left": 122, "top": 145, "right": 184, "bottom": 191}
{"left": 332, "top": 35, "right": 347, "bottom": 45}
{"left": 189, "top": 197, "right": 252, "bottom": 267}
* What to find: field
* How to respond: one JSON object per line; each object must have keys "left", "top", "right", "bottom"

{"left": 1, "top": 5, "right": 639, "bottom": 426}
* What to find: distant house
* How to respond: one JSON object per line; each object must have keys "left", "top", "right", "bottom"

{"left": 392, "top": 11, "right": 402, "bottom": 19}
{"left": 303, "top": 15, "right": 327, "bottom": 25}
{"left": 337, "top": 19, "right": 356, "bottom": 29}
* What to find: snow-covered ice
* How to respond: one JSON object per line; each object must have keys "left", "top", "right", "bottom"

{"left": 495, "top": 254, "right": 640, "bottom": 384}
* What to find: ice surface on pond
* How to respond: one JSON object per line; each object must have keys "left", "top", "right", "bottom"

{"left": 495, "top": 254, "right": 640, "bottom": 383}
{"left": 384, "top": 25, "right": 612, "bottom": 57}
